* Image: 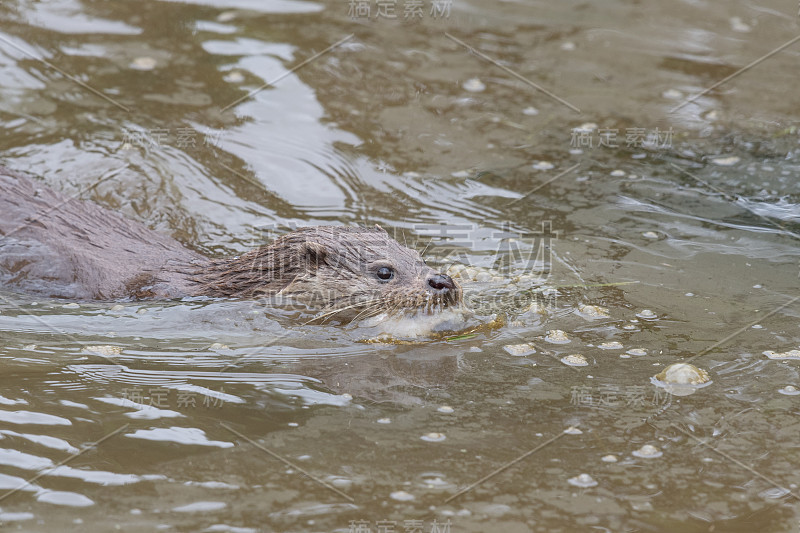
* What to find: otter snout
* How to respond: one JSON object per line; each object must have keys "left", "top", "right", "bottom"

{"left": 427, "top": 273, "right": 456, "bottom": 292}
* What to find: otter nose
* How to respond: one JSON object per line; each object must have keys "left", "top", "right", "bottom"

{"left": 427, "top": 273, "right": 456, "bottom": 292}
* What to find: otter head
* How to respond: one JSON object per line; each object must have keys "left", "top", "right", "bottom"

{"left": 252, "top": 226, "right": 462, "bottom": 321}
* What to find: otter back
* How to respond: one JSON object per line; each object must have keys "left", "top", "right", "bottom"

{"left": 0, "top": 167, "right": 205, "bottom": 299}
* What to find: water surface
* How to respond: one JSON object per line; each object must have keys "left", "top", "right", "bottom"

{"left": 1, "top": 0, "right": 799, "bottom": 531}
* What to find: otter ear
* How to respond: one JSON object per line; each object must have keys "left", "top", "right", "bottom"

{"left": 301, "top": 240, "right": 327, "bottom": 269}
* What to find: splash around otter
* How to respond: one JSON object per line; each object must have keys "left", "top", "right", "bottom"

{"left": 0, "top": 166, "right": 462, "bottom": 323}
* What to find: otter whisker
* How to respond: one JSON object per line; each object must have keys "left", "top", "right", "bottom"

{"left": 349, "top": 302, "right": 383, "bottom": 323}
{"left": 420, "top": 238, "right": 432, "bottom": 257}
{"left": 305, "top": 302, "right": 365, "bottom": 324}
{"left": 308, "top": 296, "right": 386, "bottom": 324}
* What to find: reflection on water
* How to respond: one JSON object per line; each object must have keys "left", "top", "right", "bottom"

{"left": 1, "top": 0, "right": 800, "bottom": 531}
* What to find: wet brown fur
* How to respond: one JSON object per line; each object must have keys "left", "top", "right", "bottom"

{"left": 0, "top": 167, "right": 461, "bottom": 317}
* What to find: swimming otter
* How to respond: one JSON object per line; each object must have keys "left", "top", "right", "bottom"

{"left": 0, "top": 166, "right": 461, "bottom": 320}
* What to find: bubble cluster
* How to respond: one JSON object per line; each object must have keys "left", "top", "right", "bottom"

{"left": 567, "top": 473, "right": 598, "bottom": 488}
{"left": 561, "top": 354, "right": 589, "bottom": 367}
{"left": 632, "top": 444, "right": 663, "bottom": 459}
{"left": 503, "top": 343, "right": 536, "bottom": 356}
{"left": 764, "top": 349, "right": 800, "bottom": 360}
{"left": 545, "top": 330, "right": 570, "bottom": 344}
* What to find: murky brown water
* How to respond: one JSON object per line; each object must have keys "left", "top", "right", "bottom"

{"left": 1, "top": 0, "right": 800, "bottom": 531}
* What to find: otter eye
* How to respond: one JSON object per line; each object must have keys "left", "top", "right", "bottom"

{"left": 375, "top": 266, "right": 394, "bottom": 282}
